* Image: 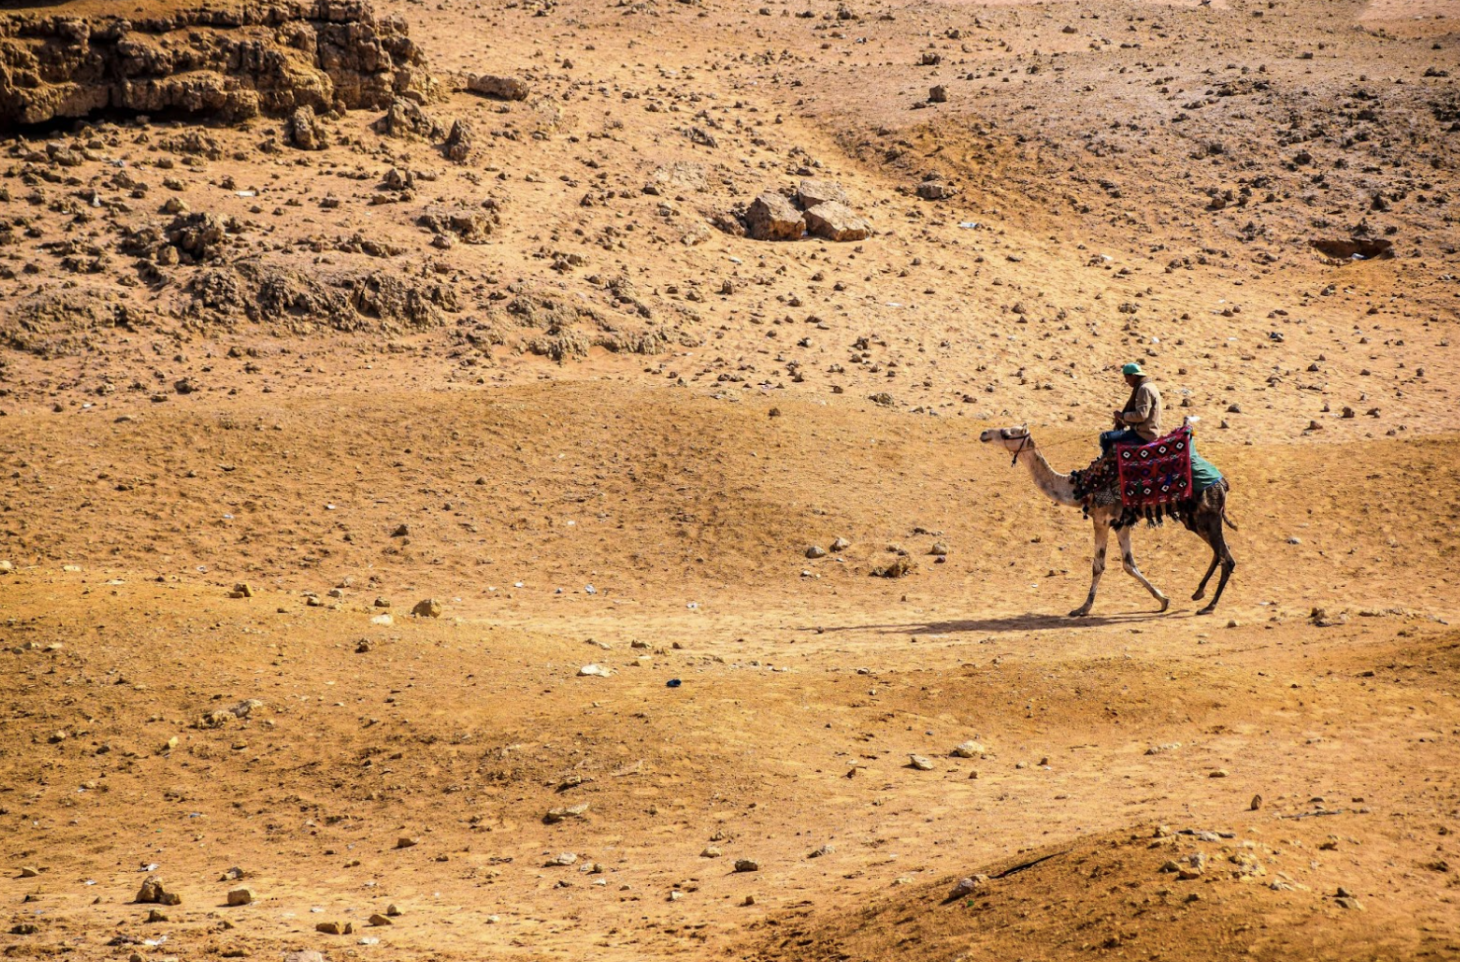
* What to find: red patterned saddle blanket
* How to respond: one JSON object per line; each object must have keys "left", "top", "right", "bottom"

{"left": 1115, "top": 426, "right": 1194, "bottom": 509}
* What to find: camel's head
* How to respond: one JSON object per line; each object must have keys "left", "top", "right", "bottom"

{"left": 979, "top": 425, "right": 1033, "bottom": 455}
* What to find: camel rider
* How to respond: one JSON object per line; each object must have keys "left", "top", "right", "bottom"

{"left": 1100, "top": 362, "right": 1163, "bottom": 456}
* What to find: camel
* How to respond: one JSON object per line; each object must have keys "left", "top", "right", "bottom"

{"left": 979, "top": 424, "right": 1236, "bottom": 617}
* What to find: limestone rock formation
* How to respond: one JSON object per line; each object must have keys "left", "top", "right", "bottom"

{"left": 0, "top": 0, "right": 434, "bottom": 128}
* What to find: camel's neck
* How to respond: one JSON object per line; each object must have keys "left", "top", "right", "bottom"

{"left": 1015, "top": 446, "right": 1079, "bottom": 507}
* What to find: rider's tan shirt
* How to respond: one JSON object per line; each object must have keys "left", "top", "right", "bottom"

{"left": 1120, "top": 378, "right": 1163, "bottom": 442}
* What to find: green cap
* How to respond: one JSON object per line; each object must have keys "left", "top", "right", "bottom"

{"left": 1121, "top": 362, "right": 1145, "bottom": 377}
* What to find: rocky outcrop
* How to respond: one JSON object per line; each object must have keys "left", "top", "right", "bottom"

{"left": 0, "top": 0, "right": 434, "bottom": 127}
{"left": 804, "top": 201, "right": 870, "bottom": 242}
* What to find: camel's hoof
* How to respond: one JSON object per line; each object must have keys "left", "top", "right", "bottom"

{"left": 1157, "top": 597, "right": 1170, "bottom": 613}
{"left": 1195, "top": 605, "right": 1216, "bottom": 616}
{"left": 1069, "top": 608, "right": 1091, "bottom": 618}
{"left": 1191, "top": 589, "right": 1206, "bottom": 602}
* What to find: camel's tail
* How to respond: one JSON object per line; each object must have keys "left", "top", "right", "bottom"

{"left": 1220, "top": 478, "right": 1238, "bottom": 530}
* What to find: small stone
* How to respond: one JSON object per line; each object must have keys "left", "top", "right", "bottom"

{"left": 948, "top": 875, "right": 988, "bottom": 898}
{"left": 146, "top": 908, "right": 169, "bottom": 923}
{"left": 544, "top": 803, "right": 590, "bottom": 824}
{"left": 831, "top": 537, "right": 851, "bottom": 552}
{"left": 19, "top": 866, "right": 40, "bottom": 878}
{"left": 1210, "top": 769, "right": 1230, "bottom": 778}
{"left": 284, "top": 953, "right": 327, "bottom": 962}
{"left": 929, "top": 84, "right": 949, "bottom": 103}
{"left": 468, "top": 74, "right": 531, "bottom": 100}
{"left": 805, "top": 545, "right": 827, "bottom": 559}
{"left": 701, "top": 846, "right": 723, "bottom": 858}
{"left": 315, "top": 920, "right": 353, "bottom": 935}
{"left": 578, "top": 664, "right": 612, "bottom": 677}
{"left": 908, "top": 754, "right": 935, "bottom": 771}
{"left": 443, "top": 119, "right": 476, "bottom": 162}
{"left": 930, "top": 542, "right": 948, "bottom": 557}
{"left": 871, "top": 557, "right": 914, "bottom": 579}
{"left": 411, "top": 598, "right": 442, "bottom": 618}
{"left": 288, "top": 105, "right": 326, "bottom": 150}
{"left": 229, "top": 583, "right": 253, "bottom": 599}
{"left": 808, "top": 844, "right": 835, "bottom": 858}
{"left": 742, "top": 894, "right": 756, "bottom": 906}
{"left": 951, "top": 741, "right": 985, "bottom": 758}
{"left": 369, "top": 913, "right": 393, "bottom": 926}
{"left": 227, "top": 887, "right": 253, "bottom": 906}
{"left": 386, "top": 905, "right": 401, "bottom": 917}
{"left": 1336, "top": 896, "right": 1363, "bottom": 910}
{"left": 734, "top": 858, "right": 760, "bottom": 873}
{"left": 548, "top": 852, "right": 578, "bottom": 867}
{"left": 396, "top": 837, "right": 419, "bottom": 849}
{"left": 916, "top": 180, "right": 959, "bottom": 200}
{"left": 1251, "top": 794, "right": 1264, "bottom": 811}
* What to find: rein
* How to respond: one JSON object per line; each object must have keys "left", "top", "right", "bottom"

{"left": 1010, "top": 434, "right": 1030, "bottom": 467}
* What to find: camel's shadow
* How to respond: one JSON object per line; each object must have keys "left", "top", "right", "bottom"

{"left": 815, "top": 610, "right": 1177, "bottom": 636}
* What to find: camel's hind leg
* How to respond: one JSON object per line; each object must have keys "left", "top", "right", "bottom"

{"left": 1115, "top": 525, "right": 1170, "bottom": 613}
{"left": 1070, "top": 520, "right": 1110, "bottom": 618}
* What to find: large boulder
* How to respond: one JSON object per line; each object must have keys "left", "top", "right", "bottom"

{"left": 804, "top": 201, "right": 870, "bottom": 242}
{"left": 796, "top": 178, "right": 849, "bottom": 209}
{"left": 746, "top": 192, "right": 804, "bottom": 241}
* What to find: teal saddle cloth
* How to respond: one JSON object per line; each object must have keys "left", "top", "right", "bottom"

{"left": 1189, "top": 445, "right": 1223, "bottom": 493}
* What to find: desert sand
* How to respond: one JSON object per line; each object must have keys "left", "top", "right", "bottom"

{"left": 1, "top": 0, "right": 1458, "bottom": 959}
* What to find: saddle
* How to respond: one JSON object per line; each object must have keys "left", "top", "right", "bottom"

{"left": 1072, "top": 426, "right": 1196, "bottom": 528}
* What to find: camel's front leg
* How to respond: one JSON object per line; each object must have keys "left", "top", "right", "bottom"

{"left": 1115, "top": 526, "right": 1170, "bottom": 612}
{"left": 1071, "top": 521, "right": 1110, "bottom": 617}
